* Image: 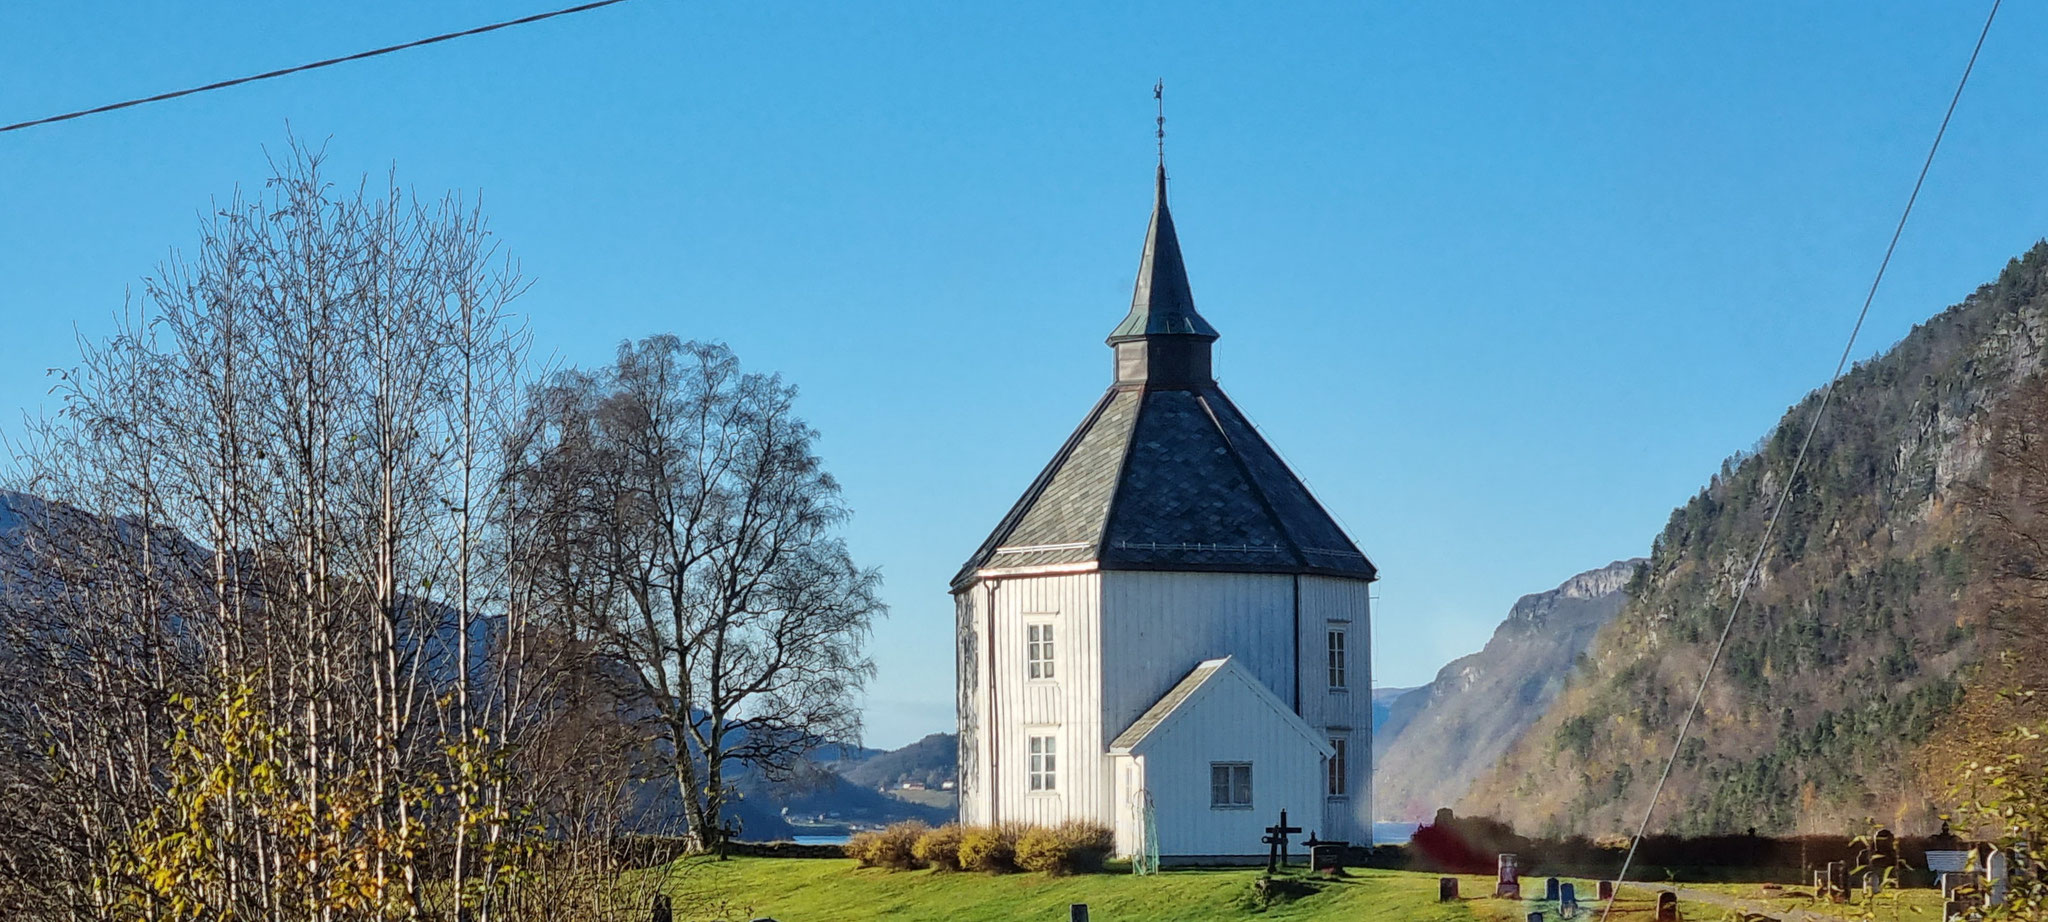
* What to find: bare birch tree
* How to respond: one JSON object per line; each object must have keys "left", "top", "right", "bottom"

{"left": 511, "top": 335, "right": 883, "bottom": 849}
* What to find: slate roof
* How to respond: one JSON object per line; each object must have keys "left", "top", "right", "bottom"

{"left": 951, "top": 384, "right": 1376, "bottom": 587}
{"left": 950, "top": 165, "right": 1375, "bottom": 590}
{"left": 1108, "top": 656, "right": 1335, "bottom": 756}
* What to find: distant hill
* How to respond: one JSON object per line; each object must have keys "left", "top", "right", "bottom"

{"left": 838, "top": 732, "right": 958, "bottom": 791}
{"left": 1371, "top": 686, "right": 1418, "bottom": 734}
{"left": 1372, "top": 561, "right": 1639, "bottom": 822}
{"left": 1461, "top": 243, "right": 2048, "bottom": 836}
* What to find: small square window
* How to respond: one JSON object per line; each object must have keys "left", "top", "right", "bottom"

{"left": 1028, "top": 734, "right": 1058, "bottom": 791}
{"left": 1210, "top": 762, "right": 1252, "bottom": 808}
{"left": 1027, "top": 623, "right": 1055, "bottom": 680}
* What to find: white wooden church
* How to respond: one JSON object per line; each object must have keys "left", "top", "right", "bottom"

{"left": 952, "top": 163, "right": 1377, "bottom": 863}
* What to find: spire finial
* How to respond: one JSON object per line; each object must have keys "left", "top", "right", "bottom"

{"left": 1153, "top": 79, "right": 1166, "bottom": 166}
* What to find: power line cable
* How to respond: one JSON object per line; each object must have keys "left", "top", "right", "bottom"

{"left": 1600, "top": 1, "right": 2001, "bottom": 917}
{"left": 0, "top": 0, "right": 637, "bottom": 135}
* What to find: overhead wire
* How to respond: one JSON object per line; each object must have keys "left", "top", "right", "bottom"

{"left": 1598, "top": 1, "right": 2003, "bottom": 918}
{"left": 0, "top": 0, "right": 638, "bottom": 135}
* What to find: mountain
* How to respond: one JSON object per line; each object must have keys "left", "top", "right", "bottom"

{"left": 1372, "top": 561, "right": 1640, "bottom": 822}
{"left": 1460, "top": 242, "right": 2048, "bottom": 837}
{"left": 837, "top": 732, "right": 958, "bottom": 791}
{"left": 1371, "top": 686, "right": 1418, "bottom": 734}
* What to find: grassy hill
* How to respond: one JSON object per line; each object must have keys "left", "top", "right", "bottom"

{"left": 1460, "top": 243, "right": 2048, "bottom": 836}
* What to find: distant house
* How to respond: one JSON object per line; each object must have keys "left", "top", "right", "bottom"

{"left": 952, "top": 163, "right": 1376, "bottom": 863}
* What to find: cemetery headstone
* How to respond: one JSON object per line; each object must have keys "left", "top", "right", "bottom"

{"left": 1828, "top": 860, "right": 1849, "bottom": 901}
{"left": 1656, "top": 890, "right": 1679, "bottom": 922}
{"left": 1528, "top": 913, "right": 1543, "bottom": 922}
{"left": 1070, "top": 904, "right": 1089, "bottom": 922}
{"left": 1547, "top": 877, "right": 1561, "bottom": 901}
{"left": 1440, "top": 877, "right": 1460, "bottom": 902}
{"left": 649, "top": 893, "right": 673, "bottom": 922}
{"left": 1597, "top": 880, "right": 1614, "bottom": 901}
{"left": 1561, "top": 882, "right": 1580, "bottom": 919}
{"left": 1928, "top": 822, "right": 1970, "bottom": 879}
{"left": 1497, "top": 853, "right": 1521, "bottom": 899}
{"left": 1988, "top": 849, "right": 2009, "bottom": 908}
{"left": 1261, "top": 810, "right": 1301, "bottom": 874}
{"left": 1872, "top": 828, "right": 1896, "bottom": 893}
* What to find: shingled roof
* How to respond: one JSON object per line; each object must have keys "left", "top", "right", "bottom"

{"left": 951, "top": 167, "right": 1375, "bottom": 590}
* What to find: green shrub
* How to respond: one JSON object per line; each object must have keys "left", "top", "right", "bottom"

{"left": 913, "top": 823, "right": 966, "bottom": 871}
{"left": 1013, "top": 826, "right": 1066, "bottom": 873}
{"left": 957, "top": 824, "right": 1018, "bottom": 873}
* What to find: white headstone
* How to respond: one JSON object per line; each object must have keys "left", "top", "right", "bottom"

{"left": 1988, "top": 849, "right": 2009, "bottom": 908}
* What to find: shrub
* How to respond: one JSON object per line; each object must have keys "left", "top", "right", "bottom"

{"left": 913, "top": 823, "right": 966, "bottom": 871}
{"left": 843, "top": 829, "right": 882, "bottom": 867}
{"left": 1014, "top": 820, "right": 1115, "bottom": 874}
{"left": 958, "top": 824, "right": 1019, "bottom": 873}
{"left": 867, "top": 821, "right": 929, "bottom": 870}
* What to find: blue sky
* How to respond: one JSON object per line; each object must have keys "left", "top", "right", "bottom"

{"left": 4, "top": 1, "right": 2045, "bottom": 749}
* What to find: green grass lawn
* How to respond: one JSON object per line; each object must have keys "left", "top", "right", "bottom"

{"left": 646, "top": 859, "right": 1729, "bottom": 922}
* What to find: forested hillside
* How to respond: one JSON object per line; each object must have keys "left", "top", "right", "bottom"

{"left": 1460, "top": 242, "right": 2048, "bottom": 837}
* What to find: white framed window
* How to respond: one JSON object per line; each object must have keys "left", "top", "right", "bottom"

{"left": 1327, "top": 630, "right": 1348, "bottom": 690}
{"left": 1028, "top": 734, "right": 1058, "bottom": 791}
{"left": 1026, "top": 622, "right": 1055, "bottom": 680}
{"left": 1210, "top": 762, "right": 1252, "bottom": 808}
{"left": 1327, "top": 736, "right": 1349, "bottom": 798}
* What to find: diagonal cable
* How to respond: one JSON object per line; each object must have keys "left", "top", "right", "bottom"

{"left": 1, "top": 0, "right": 637, "bottom": 135}
{"left": 1600, "top": 1, "right": 2001, "bottom": 917}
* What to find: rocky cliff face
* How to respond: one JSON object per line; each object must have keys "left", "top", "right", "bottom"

{"left": 1458, "top": 243, "right": 2048, "bottom": 837}
{"left": 1373, "top": 559, "right": 1642, "bottom": 822}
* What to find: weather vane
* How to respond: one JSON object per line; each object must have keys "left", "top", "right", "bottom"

{"left": 1154, "top": 79, "right": 1166, "bottom": 164}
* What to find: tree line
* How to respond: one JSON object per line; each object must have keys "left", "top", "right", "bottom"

{"left": 0, "top": 142, "right": 883, "bottom": 922}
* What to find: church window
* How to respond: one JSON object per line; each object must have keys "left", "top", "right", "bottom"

{"left": 1327, "top": 630, "right": 1348, "bottom": 689}
{"left": 1327, "top": 736, "right": 1349, "bottom": 798}
{"left": 1210, "top": 762, "right": 1252, "bottom": 808}
{"left": 1028, "top": 734, "right": 1057, "bottom": 791}
{"left": 1026, "top": 623, "right": 1055, "bottom": 679}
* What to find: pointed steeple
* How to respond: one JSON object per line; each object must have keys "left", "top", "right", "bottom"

{"left": 1108, "top": 165, "right": 1219, "bottom": 345}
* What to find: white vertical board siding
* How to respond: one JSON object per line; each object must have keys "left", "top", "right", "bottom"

{"left": 955, "top": 590, "right": 987, "bottom": 825}
{"left": 1299, "top": 575, "right": 1373, "bottom": 842}
{"left": 1099, "top": 571, "right": 1297, "bottom": 751}
{"left": 1131, "top": 669, "right": 1327, "bottom": 860}
{"left": 1110, "top": 754, "right": 1145, "bottom": 857}
{"left": 970, "top": 571, "right": 1106, "bottom": 827}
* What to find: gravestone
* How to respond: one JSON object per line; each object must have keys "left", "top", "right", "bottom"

{"left": 1988, "top": 849, "right": 2009, "bottom": 908}
{"left": 1941, "top": 872, "right": 1964, "bottom": 901}
{"left": 1827, "top": 860, "right": 1849, "bottom": 901}
{"left": 1547, "top": 877, "right": 1561, "bottom": 901}
{"left": 1656, "top": 890, "right": 1679, "bottom": 922}
{"left": 1497, "top": 853, "right": 1521, "bottom": 899}
{"left": 1928, "top": 822, "right": 1970, "bottom": 879}
{"left": 1440, "top": 877, "right": 1460, "bottom": 902}
{"left": 649, "top": 893, "right": 672, "bottom": 922}
{"left": 1069, "top": 904, "right": 1089, "bottom": 922}
{"left": 1528, "top": 913, "right": 1544, "bottom": 922}
{"left": 1944, "top": 900, "right": 1970, "bottom": 922}
{"left": 1307, "top": 839, "right": 1348, "bottom": 874}
{"left": 1561, "top": 882, "right": 1580, "bottom": 919}
{"left": 1597, "top": 880, "right": 1614, "bottom": 901}
{"left": 1261, "top": 810, "right": 1301, "bottom": 874}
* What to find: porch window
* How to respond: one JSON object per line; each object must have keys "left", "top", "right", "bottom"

{"left": 1210, "top": 762, "right": 1252, "bottom": 808}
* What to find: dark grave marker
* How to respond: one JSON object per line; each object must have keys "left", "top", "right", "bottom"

{"left": 649, "top": 893, "right": 672, "bottom": 922}
{"left": 1497, "top": 852, "right": 1521, "bottom": 899}
{"left": 1547, "top": 877, "right": 1560, "bottom": 901}
{"left": 1069, "top": 904, "right": 1089, "bottom": 922}
{"left": 1597, "top": 880, "right": 1614, "bottom": 901}
{"left": 1656, "top": 890, "right": 1679, "bottom": 922}
{"left": 1528, "top": 913, "right": 1543, "bottom": 922}
{"left": 1261, "top": 809, "right": 1302, "bottom": 874}
{"left": 1440, "top": 877, "right": 1460, "bottom": 902}
{"left": 1561, "top": 882, "right": 1579, "bottom": 919}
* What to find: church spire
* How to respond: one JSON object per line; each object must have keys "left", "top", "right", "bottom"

{"left": 1108, "top": 165, "right": 1220, "bottom": 346}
